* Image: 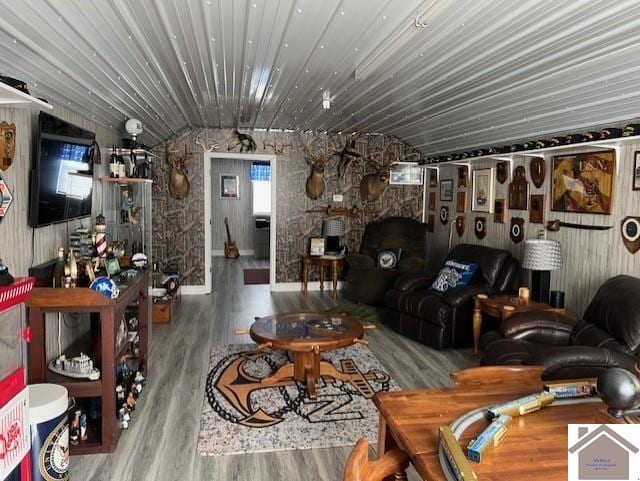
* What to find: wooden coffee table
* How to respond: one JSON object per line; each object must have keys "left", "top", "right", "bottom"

{"left": 237, "top": 312, "right": 373, "bottom": 399}
{"left": 472, "top": 294, "right": 567, "bottom": 355}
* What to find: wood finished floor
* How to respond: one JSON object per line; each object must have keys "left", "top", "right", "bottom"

{"left": 71, "top": 257, "right": 476, "bottom": 480}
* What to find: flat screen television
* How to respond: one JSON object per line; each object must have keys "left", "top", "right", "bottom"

{"left": 30, "top": 112, "right": 95, "bottom": 227}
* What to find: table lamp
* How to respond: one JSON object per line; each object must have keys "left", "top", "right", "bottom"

{"left": 522, "top": 239, "right": 563, "bottom": 304}
{"left": 322, "top": 219, "right": 344, "bottom": 255}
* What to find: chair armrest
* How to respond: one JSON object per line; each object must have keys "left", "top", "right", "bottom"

{"left": 528, "top": 345, "right": 637, "bottom": 380}
{"left": 440, "top": 284, "right": 492, "bottom": 307}
{"left": 346, "top": 254, "right": 375, "bottom": 270}
{"left": 398, "top": 256, "right": 425, "bottom": 272}
{"left": 392, "top": 271, "right": 434, "bottom": 292}
{"left": 500, "top": 311, "right": 577, "bottom": 347}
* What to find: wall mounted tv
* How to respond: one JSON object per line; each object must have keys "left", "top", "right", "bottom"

{"left": 29, "top": 112, "right": 95, "bottom": 228}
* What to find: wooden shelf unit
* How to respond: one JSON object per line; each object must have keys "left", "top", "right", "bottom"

{"left": 26, "top": 270, "right": 150, "bottom": 455}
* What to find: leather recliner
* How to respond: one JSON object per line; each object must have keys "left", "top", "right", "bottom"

{"left": 480, "top": 275, "right": 640, "bottom": 380}
{"left": 383, "top": 244, "right": 520, "bottom": 349}
{"left": 344, "top": 217, "right": 427, "bottom": 306}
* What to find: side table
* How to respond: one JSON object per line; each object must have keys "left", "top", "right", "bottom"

{"left": 472, "top": 294, "right": 567, "bottom": 355}
{"left": 301, "top": 255, "right": 345, "bottom": 300}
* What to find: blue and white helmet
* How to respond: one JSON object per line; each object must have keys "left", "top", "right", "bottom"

{"left": 90, "top": 276, "right": 119, "bottom": 299}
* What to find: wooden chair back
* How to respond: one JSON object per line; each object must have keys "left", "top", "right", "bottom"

{"left": 343, "top": 438, "right": 409, "bottom": 481}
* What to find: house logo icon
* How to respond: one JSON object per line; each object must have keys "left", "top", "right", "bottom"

{"left": 569, "top": 425, "right": 639, "bottom": 480}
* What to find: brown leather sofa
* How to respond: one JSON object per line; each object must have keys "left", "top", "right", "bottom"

{"left": 344, "top": 217, "right": 427, "bottom": 305}
{"left": 480, "top": 275, "right": 640, "bottom": 380}
{"left": 384, "top": 244, "right": 520, "bottom": 349}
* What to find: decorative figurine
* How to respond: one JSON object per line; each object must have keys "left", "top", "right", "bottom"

{"left": 49, "top": 353, "right": 101, "bottom": 380}
{"left": 80, "top": 413, "right": 88, "bottom": 441}
{"left": 116, "top": 385, "right": 125, "bottom": 405}
{"left": 95, "top": 214, "right": 107, "bottom": 262}
{"left": 126, "top": 392, "right": 136, "bottom": 411}
{"left": 70, "top": 411, "right": 81, "bottom": 445}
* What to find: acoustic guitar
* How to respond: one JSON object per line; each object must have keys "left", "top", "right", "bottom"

{"left": 224, "top": 217, "right": 240, "bottom": 259}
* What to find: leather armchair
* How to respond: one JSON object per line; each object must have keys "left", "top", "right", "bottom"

{"left": 480, "top": 275, "right": 640, "bottom": 380}
{"left": 384, "top": 244, "right": 520, "bottom": 349}
{"left": 344, "top": 217, "right": 427, "bottom": 305}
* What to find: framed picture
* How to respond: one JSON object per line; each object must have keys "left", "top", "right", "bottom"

{"left": 220, "top": 174, "right": 240, "bottom": 199}
{"left": 456, "top": 191, "right": 466, "bottom": 213}
{"left": 472, "top": 168, "right": 495, "bottom": 213}
{"left": 309, "top": 237, "right": 325, "bottom": 256}
{"left": 633, "top": 151, "right": 640, "bottom": 191}
{"left": 429, "top": 169, "right": 438, "bottom": 188}
{"left": 440, "top": 179, "right": 454, "bottom": 202}
{"left": 551, "top": 150, "right": 615, "bottom": 214}
{"left": 390, "top": 162, "right": 423, "bottom": 185}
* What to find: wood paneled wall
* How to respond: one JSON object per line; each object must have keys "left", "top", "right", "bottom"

{"left": 210, "top": 158, "right": 253, "bottom": 253}
{"left": 425, "top": 143, "right": 640, "bottom": 316}
{"left": 0, "top": 104, "right": 119, "bottom": 361}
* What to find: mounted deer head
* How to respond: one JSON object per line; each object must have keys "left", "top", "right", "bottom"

{"left": 359, "top": 153, "right": 397, "bottom": 202}
{"left": 303, "top": 139, "right": 329, "bottom": 200}
{"left": 168, "top": 143, "right": 192, "bottom": 200}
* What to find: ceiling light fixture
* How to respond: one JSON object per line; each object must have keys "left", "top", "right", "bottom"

{"left": 322, "top": 90, "right": 331, "bottom": 110}
{"left": 354, "top": 0, "right": 450, "bottom": 81}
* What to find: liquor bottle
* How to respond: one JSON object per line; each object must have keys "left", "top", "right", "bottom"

{"left": 67, "top": 249, "right": 78, "bottom": 287}
{"left": 109, "top": 145, "right": 119, "bottom": 178}
{"left": 152, "top": 262, "right": 160, "bottom": 288}
{"left": 53, "top": 247, "right": 65, "bottom": 288}
{"left": 117, "top": 148, "right": 127, "bottom": 178}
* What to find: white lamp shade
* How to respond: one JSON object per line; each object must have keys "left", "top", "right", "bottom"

{"left": 522, "top": 239, "right": 563, "bottom": 271}
{"left": 322, "top": 219, "right": 345, "bottom": 236}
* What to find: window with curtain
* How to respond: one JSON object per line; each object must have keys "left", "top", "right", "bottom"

{"left": 251, "top": 162, "right": 271, "bottom": 215}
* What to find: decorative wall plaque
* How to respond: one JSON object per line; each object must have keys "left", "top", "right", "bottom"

{"left": 429, "top": 169, "right": 438, "bottom": 188}
{"left": 0, "top": 122, "right": 16, "bottom": 171}
{"left": 474, "top": 217, "right": 487, "bottom": 239}
{"left": 427, "top": 214, "right": 435, "bottom": 233}
{"left": 439, "top": 206, "right": 449, "bottom": 225}
{"left": 510, "top": 217, "right": 525, "bottom": 243}
{"left": 621, "top": 217, "right": 640, "bottom": 254}
{"left": 428, "top": 191, "right": 436, "bottom": 211}
{"left": 458, "top": 166, "right": 468, "bottom": 188}
{"left": 456, "top": 191, "right": 466, "bottom": 213}
{"left": 529, "top": 194, "right": 545, "bottom": 224}
{"left": 494, "top": 199, "right": 506, "bottom": 224}
{"left": 0, "top": 172, "right": 14, "bottom": 222}
{"left": 496, "top": 161, "right": 509, "bottom": 184}
{"left": 455, "top": 216, "right": 465, "bottom": 237}
{"left": 508, "top": 166, "right": 529, "bottom": 210}
{"left": 529, "top": 157, "right": 545, "bottom": 188}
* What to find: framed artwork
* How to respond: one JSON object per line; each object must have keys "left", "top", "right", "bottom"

{"left": 472, "top": 168, "right": 495, "bottom": 213}
{"left": 429, "top": 169, "right": 438, "bottom": 188}
{"left": 633, "top": 151, "right": 640, "bottom": 191}
{"left": 220, "top": 174, "right": 240, "bottom": 199}
{"left": 428, "top": 191, "right": 436, "bottom": 211}
{"left": 390, "top": 162, "right": 423, "bottom": 185}
{"left": 440, "top": 179, "right": 454, "bottom": 202}
{"left": 551, "top": 150, "right": 615, "bottom": 214}
{"left": 309, "top": 237, "right": 325, "bottom": 256}
{"left": 456, "top": 191, "right": 466, "bottom": 213}
{"left": 530, "top": 194, "right": 545, "bottom": 224}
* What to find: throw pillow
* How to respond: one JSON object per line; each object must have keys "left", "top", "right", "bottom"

{"left": 376, "top": 248, "right": 402, "bottom": 269}
{"left": 430, "top": 259, "right": 478, "bottom": 293}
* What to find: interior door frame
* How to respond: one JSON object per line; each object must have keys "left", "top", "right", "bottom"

{"left": 204, "top": 152, "right": 277, "bottom": 294}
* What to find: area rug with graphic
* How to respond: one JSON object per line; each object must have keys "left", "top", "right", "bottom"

{"left": 197, "top": 343, "right": 399, "bottom": 456}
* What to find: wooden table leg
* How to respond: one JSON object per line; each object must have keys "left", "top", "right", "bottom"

{"left": 331, "top": 260, "right": 339, "bottom": 300}
{"left": 473, "top": 294, "right": 487, "bottom": 356}
{"left": 302, "top": 258, "right": 309, "bottom": 296}
{"left": 320, "top": 265, "right": 325, "bottom": 293}
{"left": 378, "top": 415, "right": 408, "bottom": 481}
{"left": 305, "top": 367, "right": 317, "bottom": 399}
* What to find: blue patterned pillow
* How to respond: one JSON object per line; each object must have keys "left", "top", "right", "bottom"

{"left": 430, "top": 259, "right": 479, "bottom": 293}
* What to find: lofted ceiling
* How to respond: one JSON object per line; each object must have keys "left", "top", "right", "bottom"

{"left": 1, "top": 0, "right": 640, "bottom": 154}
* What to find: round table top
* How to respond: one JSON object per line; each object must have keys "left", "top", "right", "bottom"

{"left": 250, "top": 311, "right": 363, "bottom": 352}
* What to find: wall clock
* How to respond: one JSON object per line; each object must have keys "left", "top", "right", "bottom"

{"left": 455, "top": 216, "right": 465, "bottom": 237}
{"left": 440, "top": 206, "right": 449, "bottom": 225}
{"left": 510, "top": 217, "right": 525, "bottom": 243}
{"left": 508, "top": 166, "right": 529, "bottom": 210}
{"left": 529, "top": 157, "right": 545, "bottom": 188}
{"left": 621, "top": 217, "right": 640, "bottom": 254}
{"left": 474, "top": 217, "right": 487, "bottom": 239}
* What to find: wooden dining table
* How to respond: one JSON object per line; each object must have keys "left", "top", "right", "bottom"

{"left": 374, "top": 366, "right": 606, "bottom": 481}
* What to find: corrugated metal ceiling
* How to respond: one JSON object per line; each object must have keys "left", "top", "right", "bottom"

{"left": 1, "top": 0, "right": 640, "bottom": 154}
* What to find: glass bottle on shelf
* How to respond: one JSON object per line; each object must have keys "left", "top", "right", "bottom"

{"left": 53, "top": 247, "right": 65, "bottom": 287}
{"left": 109, "top": 145, "right": 119, "bottom": 178}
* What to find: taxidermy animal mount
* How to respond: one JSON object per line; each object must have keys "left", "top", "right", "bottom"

{"left": 195, "top": 133, "right": 219, "bottom": 152}
{"left": 360, "top": 154, "right": 396, "bottom": 202}
{"left": 167, "top": 143, "right": 192, "bottom": 200}
{"left": 228, "top": 129, "right": 256, "bottom": 152}
{"left": 304, "top": 141, "right": 329, "bottom": 200}
{"left": 334, "top": 137, "right": 361, "bottom": 179}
